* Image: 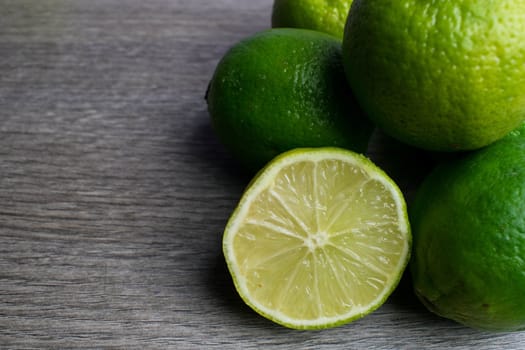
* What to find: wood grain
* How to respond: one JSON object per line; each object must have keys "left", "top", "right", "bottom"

{"left": 1, "top": 1, "right": 524, "bottom": 348}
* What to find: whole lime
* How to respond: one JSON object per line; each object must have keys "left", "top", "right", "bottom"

{"left": 342, "top": 1, "right": 525, "bottom": 151}
{"left": 410, "top": 123, "right": 525, "bottom": 331}
{"left": 271, "top": 0, "right": 353, "bottom": 39}
{"left": 206, "top": 28, "right": 373, "bottom": 171}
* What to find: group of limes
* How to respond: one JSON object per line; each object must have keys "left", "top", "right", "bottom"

{"left": 206, "top": 0, "right": 525, "bottom": 332}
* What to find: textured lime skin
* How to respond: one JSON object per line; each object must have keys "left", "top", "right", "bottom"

{"left": 343, "top": 0, "right": 525, "bottom": 151}
{"left": 411, "top": 123, "right": 525, "bottom": 331}
{"left": 271, "top": 0, "right": 353, "bottom": 39}
{"left": 207, "top": 28, "right": 373, "bottom": 171}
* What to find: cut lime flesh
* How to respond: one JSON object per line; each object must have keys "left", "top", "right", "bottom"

{"left": 223, "top": 148, "right": 411, "bottom": 329}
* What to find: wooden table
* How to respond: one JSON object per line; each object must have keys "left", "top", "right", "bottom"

{"left": 2, "top": 1, "right": 525, "bottom": 348}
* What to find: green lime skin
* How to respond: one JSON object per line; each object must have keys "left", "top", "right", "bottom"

{"left": 271, "top": 0, "right": 353, "bottom": 39}
{"left": 206, "top": 28, "right": 373, "bottom": 171}
{"left": 410, "top": 123, "right": 525, "bottom": 331}
{"left": 342, "top": 0, "right": 525, "bottom": 151}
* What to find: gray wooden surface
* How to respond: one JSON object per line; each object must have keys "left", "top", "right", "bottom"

{"left": 1, "top": 0, "right": 525, "bottom": 348}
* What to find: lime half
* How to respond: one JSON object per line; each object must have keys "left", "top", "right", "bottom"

{"left": 223, "top": 148, "right": 411, "bottom": 329}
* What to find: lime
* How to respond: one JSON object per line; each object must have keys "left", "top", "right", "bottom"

{"left": 342, "top": 1, "right": 525, "bottom": 151}
{"left": 410, "top": 123, "right": 525, "bottom": 331}
{"left": 271, "top": 0, "right": 353, "bottom": 39}
{"left": 223, "top": 148, "right": 411, "bottom": 329}
{"left": 206, "top": 28, "right": 373, "bottom": 172}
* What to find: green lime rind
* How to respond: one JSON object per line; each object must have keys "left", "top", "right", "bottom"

{"left": 411, "top": 123, "right": 525, "bottom": 331}
{"left": 343, "top": 0, "right": 525, "bottom": 151}
{"left": 271, "top": 0, "right": 353, "bottom": 39}
{"left": 207, "top": 28, "right": 373, "bottom": 172}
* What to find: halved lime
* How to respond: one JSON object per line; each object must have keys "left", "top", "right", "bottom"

{"left": 223, "top": 148, "right": 411, "bottom": 329}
